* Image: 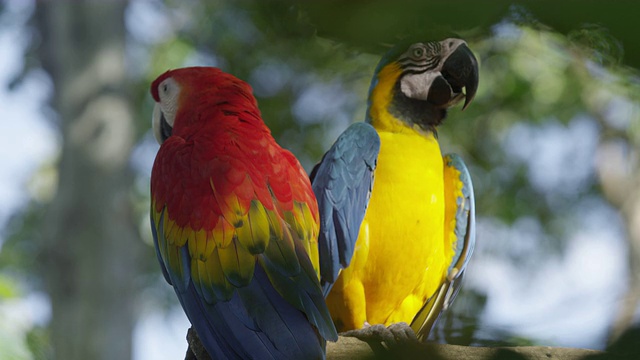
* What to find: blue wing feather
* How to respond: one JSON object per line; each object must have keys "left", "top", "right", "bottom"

{"left": 310, "top": 122, "right": 380, "bottom": 295}
{"left": 444, "top": 153, "right": 475, "bottom": 278}
{"left": 150, "top": 208, "right": 328, "bottom": 359}
{"left": 150, "top": 209, "right": 172, "bottom": 286}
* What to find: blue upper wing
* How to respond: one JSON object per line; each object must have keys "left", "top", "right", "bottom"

{"left": 411, "top": 153, "right": 476, "bottom": 341}
{"left": 310, "top": 122, "right": 381, "bottom": 295}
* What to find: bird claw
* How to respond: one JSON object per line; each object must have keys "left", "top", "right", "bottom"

{"left": 341, "top": 322, "right": 419, "bottom": 352}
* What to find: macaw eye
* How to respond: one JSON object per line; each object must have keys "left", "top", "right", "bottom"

{"left": 412, "top": 48, "right": 424, "bottom": 58}
{"left": 158, "top": 79, "right": 178, "bottom": 102}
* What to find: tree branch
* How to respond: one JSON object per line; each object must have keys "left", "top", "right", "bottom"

{"left": 186, "top": 327, "right": 211, "bottom": 360}
{"left": 326, "top": 337, "right": 601, "bottom": 360}
{"left": 184, "top": 327, "right": 602, "bottom": 360}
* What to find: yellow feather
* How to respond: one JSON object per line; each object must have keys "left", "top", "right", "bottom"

{"left": 166, "top": 243, "right": 186, "bottom": 282}
{"left": 203, "top": 248, "right": 235, "bottom": 301}
{"left": 173, "top": 225, "right": 187, "bottom": 247}
{"left": 368, "top": 63, "right": 410, "bottom": 133}
{"left": 443, "top": 165, "right": 464, "bottom": 263}
{"left": 151, "top": 202, "right": 161, "bottom": 227}
{"left": 218, "top": 237, "right": 255, "bottom": 287}
{"left": 293, "top": 201, "right": 320, "bottom": 274}
{"left": 226, "top": 194, "right": 247, "bottom": 227}
{"left": 188, "top": 231, "right": 197, "bottom": 258}
{"left": 299, "top": 202, "right": 318, "bottom": 242}
{"left": 164, "top": 217, "right": 175, "bottom": 243}
{"left": 204, "top": 230, "right": 216, "bottom": 260}
{"left": 265, "top": 208, "right": 283, "bottom": 239}
{"left": 262, "top": 221, "right": 300, "bottom": 276}
{"left": 236, "top": 200, "right": 271, "bottom": 254}
{"left": 187, "top": 228, "right": 213, "bottom": 261}
{"left": 167, "top": 219, "right": 179, "bottom": 245}
{"left": 283, "top": 210, "right": 301, "bottom": 240}
{"left": 191, "top": 256, "right": 207, "bottom": 300}
{"left": 212, "top": 216, "right": 234, "bottom": 248}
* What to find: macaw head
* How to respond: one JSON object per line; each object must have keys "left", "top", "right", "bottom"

{"left": 150, "top": 66, "right": 258, "bottom": 144}
{"left": 366, "top": 38, "right": 479, "bottom": 133}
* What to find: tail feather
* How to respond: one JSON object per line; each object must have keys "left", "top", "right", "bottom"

{"left": 178, "top": 263, "right": 326, "bottom": 360}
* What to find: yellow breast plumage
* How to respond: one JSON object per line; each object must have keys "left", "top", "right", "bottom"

{"left": 326, "top": 126, "right": 450, "bottom": 330}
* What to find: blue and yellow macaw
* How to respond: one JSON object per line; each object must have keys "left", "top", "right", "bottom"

{"left": 312, "top": 38, "right": 478, "bottom": 341}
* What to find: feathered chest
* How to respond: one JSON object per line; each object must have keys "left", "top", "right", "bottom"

{"left": 371, "top": 130, "right": 444, "bottom": 213}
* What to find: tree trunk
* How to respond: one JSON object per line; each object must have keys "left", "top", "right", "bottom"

{"left": 36, "top": 1, "right": 139, "bottom": 359}
{"left": 594, "top": 132, "right": 640, "bottom": 343}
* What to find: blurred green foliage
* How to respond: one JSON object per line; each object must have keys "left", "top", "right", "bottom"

{"left": 130, "top": 0, "right": 640, "bottom": 349}
{"left": 297, "top": 1, "right": 640, "bottom": 69}
{"left": 2, "top": 0, "right": 640, "bottom": 357}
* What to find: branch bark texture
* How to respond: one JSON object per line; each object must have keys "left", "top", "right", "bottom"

{"left": 185, "top": 328, "right": 603, "bottom": 360}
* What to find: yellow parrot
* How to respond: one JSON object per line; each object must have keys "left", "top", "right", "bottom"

{"left": 311, "top": 38, "right": 478, "bottom": 342}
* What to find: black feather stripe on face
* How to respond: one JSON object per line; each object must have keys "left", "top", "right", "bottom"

{"left": 388, "top": 41, "right": 451, "bottom": 132}
{"left": 397, "top": 42, "right": 442, "bottom": 72}
{"left": 388, "top": 39, "right": 478, "bottom": 133}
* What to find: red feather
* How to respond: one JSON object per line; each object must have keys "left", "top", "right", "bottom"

{"left": 150, "top": 67, "right": 317, "bottom": 232}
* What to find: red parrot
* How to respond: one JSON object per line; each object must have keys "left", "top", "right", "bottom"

{"left": 149, "top": 67, "right": 337, "bottom": 359}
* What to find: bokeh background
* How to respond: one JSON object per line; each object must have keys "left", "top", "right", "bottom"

{"left": 1, "top": 1, "right": 640, "bottom": 359}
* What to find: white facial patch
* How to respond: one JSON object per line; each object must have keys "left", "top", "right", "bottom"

{"left": 157, "top": 77, "right": 180, "bottom": 127}
{"left": 400, "top": 71, "right": 443, "bottom": 101}
{"left": 151, "top": 77, "right": 181, "bottom": 144}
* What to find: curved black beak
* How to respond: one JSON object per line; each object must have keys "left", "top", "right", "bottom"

{"left": 160, "top": 111, "right": 173, "bottom": 142}
{"left": 441, "top": 43, "right": 479, "bottom": 110}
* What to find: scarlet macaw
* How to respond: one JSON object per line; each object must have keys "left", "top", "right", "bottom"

{"left": 312, "top": 39, "right": 478, "bottom": 341}
{"left": 149, "top": 67, "right": 337, "bottom": 359}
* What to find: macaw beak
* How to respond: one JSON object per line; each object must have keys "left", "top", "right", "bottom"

{"left": 160, "top": 112, "right": 173, "bottom": 142}
{"left": 441, "top": 42, "right": 479, "bottom": 110}
{"left": 152, "top": 103, "right": 174, "bottom": 145}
